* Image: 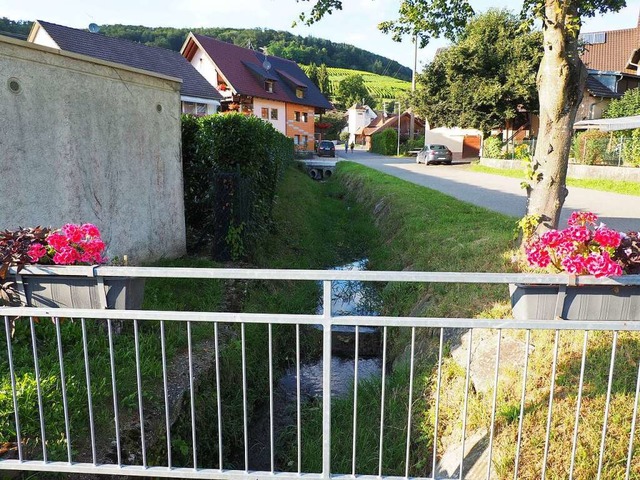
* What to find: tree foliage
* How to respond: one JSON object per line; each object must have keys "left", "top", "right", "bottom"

{"left": 335, "top": 74, "right": 374, "bottom": 109}
{"left": 604, "top": 88, "right": 640, "bottom": 118}
{"left": 411, "top": 9, "right": 542, "bottom": 135}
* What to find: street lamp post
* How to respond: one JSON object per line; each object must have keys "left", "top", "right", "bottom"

{"left": 397, "top": 101, "right": 401, "bottom": 157}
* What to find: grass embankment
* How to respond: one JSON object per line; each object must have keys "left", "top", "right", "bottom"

{"left": 0, "top": 165, "right": 377, "bottom": 472}
{"left": 471, "top": 163, "right": 640, "bottom": 196}
{"left": 296, "top": 162, "right": 640, "bottom": 479}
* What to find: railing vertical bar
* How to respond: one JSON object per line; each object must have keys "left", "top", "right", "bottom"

{"left": 459, "top": 330, "right": 473, "bottom": 480}
{"left": 351, "top": 325, "right": 360, "bottom": 476}
{"left": 4, "top": 316, "right": 23, "bottom": 462}
{"left": 432, "top": 327, "right": 444, "bottom": 478}
{"left": 513, "top": 329, "right": 531, "bottom": 480}
{"left": 569, "top": 330, "right": 589, "bottom": 480}
{"left": 160, "top": 321, "right": 172, "bottom": 469}
{"left": 134, "top": 319, "right": 147, "bottom": 467}
{"left": 241, "top": 322, "right": 249, "bottom": 471}
{"left": 81, "top": 318, "right": 97, "bottom": 465}
{"left": 597, "top": 330, "right": 618, "bottom": 480}
{"left": 322, "top": 280, "right": 332, "bottom": 480}
{"left": 404, "top": 327, "right": 416, "bottom": 478}
{"left": 214, "top": 322, "right": 223, "bottom": 470}
{"left": 55, "top": 316, "right": 72, "bottom": 463}
{"left": 486, "top": 329, "right": 502, "bottom": 480}
{"left": 188, "top": 321, "right": 198, "bottom": 469}
{"left": 541, "top": 329, "right": 560, "bottom": 480}
{"left": 296, "top": 323, "right": 302, "bottom": 474}
{"left": 269, "top": 323, "right": 275, "bottom": 473}
{"left": 29, "top": 316, "right": 47, "bottom": 463}
{"left": 378, "top": 326, "right": 388, "bottom": 477}
{"left": 107, "top": 319, "right": 122, "bottom": 466}
{"left": 625, "top": 351, "right": 640, "bottom": 480}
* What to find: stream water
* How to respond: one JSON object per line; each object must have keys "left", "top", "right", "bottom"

{"left": 280, "top": 259, "right": 383, "bottom": 399}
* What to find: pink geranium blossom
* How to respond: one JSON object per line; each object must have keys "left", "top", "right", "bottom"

{"left": 27, "top": 243, "right": 47, "bottom": 263}
{"left": 524, "top": 211, "right": 625, "bottom": 277}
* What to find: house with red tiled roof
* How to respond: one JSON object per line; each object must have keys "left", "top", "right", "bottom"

{"left": 576, "top": 15, "right": 640, "bottom": 121}
{"left": 180, "top": 33, "right": 333, "bottom": 150}
{"left": 353, "top": 109, "right": 425, "bottom": 150}
{"left": 28, "top": 21, "right": 222, "bottom": 115}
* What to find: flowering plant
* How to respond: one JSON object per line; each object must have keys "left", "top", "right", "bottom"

{"left": 524, "top": 211, "right": 633, "bottom": 277}
{"left": 0, "top": 223, "right": 106, "bottom": 305}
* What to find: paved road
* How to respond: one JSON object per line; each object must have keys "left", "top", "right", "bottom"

{"left": 337, "top": 149, "right": 640, "bottom": 232}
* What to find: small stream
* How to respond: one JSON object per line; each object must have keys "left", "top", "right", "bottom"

{"left": 280, "top": 259, "right": 383, "bottom": 399}
{"left": 248, "top": 259, "right": 383, "bottom": 470}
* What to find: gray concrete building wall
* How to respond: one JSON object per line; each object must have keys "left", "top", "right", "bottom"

{"left": 0, "top": 37, "right": 186, "bottom": 263}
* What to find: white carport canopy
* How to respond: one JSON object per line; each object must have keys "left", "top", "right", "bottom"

{"left": 573, "top": 115, "right": 640, "bottom": 131}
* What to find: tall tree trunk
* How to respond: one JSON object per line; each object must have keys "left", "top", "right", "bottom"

{"left": 526, "top": 2, "right": 587, "bottom": 232}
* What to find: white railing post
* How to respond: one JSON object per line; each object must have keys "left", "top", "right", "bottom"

{"left": 322, "top": 280, "right": 332, "bottom": 480}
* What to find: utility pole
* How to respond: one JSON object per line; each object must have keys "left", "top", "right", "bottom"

{"left": 397, "top": 101, "right": 401, "bottom": 157}
{"left": 409, "top": 35, "right": 418, "bottom": 140}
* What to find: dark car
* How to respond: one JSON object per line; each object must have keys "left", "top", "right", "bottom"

{"left": 317, "top": 140, "right": 336, "bottom": 158}
{"left": 416, "top": 144, "right": 453, "bottom": 165}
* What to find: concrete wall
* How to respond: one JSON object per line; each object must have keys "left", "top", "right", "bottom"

{"left": 480, "top": 158, "right": 640, "bottom": 182}
{"left": 0, "top": 37, "right": 186, "bottom": 263}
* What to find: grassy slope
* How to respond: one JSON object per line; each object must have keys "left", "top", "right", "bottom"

{"left": 471, "top": 164, "right": 640, "bottom": 196}
{"left": 307, "top": 162, "right": 640, "bottom": 479}
{"left": 300, "top": 65, "right": 411, "bottom": 102}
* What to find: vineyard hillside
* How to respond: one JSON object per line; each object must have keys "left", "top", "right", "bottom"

{"left": 301, "top": 65, "right": 411, "bottom": 107}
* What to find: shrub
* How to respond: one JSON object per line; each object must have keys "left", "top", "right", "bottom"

{"left": 572, "top": 130, "right": 619, "bottom": 165}
{"left": 482, "top": 136, "right": 504, "bottom": 159}
{"left": 181, "top": 113, "right": 293, "bottom": 260}
{"left": 514, "top": 143, "right": 530, "bottom": 160}
{"left": 621, "top": 128, "right": 640, "bottom": 167}
{"left": 371, "top": 129, "right": 398, "bottom": 155}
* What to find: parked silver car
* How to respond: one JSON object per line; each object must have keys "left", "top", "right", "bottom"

{"left": 416, "top": 144, "right": 453, "bottom": 165}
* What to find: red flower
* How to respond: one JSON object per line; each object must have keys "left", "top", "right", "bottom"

{"left": 567, "top": 211, "right": 598, "bottom": 226}
{"left": 27, "top": 243, "right": 47, "bottom": 263}
{"left": 47, "top": 233, "right": 69, "bottom": 251}
{"left": 62, "top": 223, "right": 83, "bottom": 243}
{"left": 594, "top": 227, "right": 621, "bottom": 248}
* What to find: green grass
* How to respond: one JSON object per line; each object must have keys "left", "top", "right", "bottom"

{"left": 470, "top": 164, "right": 640, "bottom": 196}
{"left": 300, "top": 65, "right": 411, "bottom": 103}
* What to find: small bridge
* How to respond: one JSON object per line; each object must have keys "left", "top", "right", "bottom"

{"left": 297, "top": 159, "right": 338, "bottom": 180}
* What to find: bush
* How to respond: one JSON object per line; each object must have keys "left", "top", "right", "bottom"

{"left": 514, "top": 143, "right": 530, "bottom": 160}
{"left": 482, "top": 136, "right": 504, "bottom": 159}
{"left": 371, "top": 129, "right": 398, "bottom": 155}
{"left": 401, "top": 135, "right": 425, "bottom": 154}
{"left": 571, "top": 130, "right": 620, "bottom": 165}
{"left": 181, "top": 113, "right": 293, "bottom": 260}
{"left": 621, "top": 129, "right": 640, "bottom": 167}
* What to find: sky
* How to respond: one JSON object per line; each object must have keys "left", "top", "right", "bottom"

{"left": 2, "top": 0, "right": 639, "bottom": 71}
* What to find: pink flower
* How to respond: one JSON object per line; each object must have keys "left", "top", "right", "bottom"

{"left": 539, "top": 230, "right": 564, "bottom": 248}
{"left": 62, "top": 223, "right": 83, "bottom": 243}
{"left": 565, "top": 226, "right": 591, "bottom": 243}
{"left": 561, "top": 254, "right": 588, "bottom": 275}
{"left": 81, "top": 223, "right": 101, "bottom": 238}
{"left": 568, "top": 211, "right": 598, "bottom": 227}
{"left": 27, "top": 243, "right": 47, "bottom": 263}
{"left": 526, "top": 241, "right": 551, "bottom": 268}
{"left": 585, "top": 252, "right": 623, "bottom": 278}
{"left": 52, "top": 246, "right": 81, "bottom": 265}
{"left": 47, "top": 232, "right": 69, "bottom": 251}
{"left": 594, "top": 227, "right": 621, "bottom": 248}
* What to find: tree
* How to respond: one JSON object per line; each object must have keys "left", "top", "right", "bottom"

{"left": 317, "top": 63, "right": 331, "bottom": 95}
{"left": 335, "top": 74, "right": 374, "bottom": 109}
{"left": 411, "top": 9, "right": 542, "bottom": 136}
{"left": 604, "top": 88, "right": 640, "bottom": 118}
{"left": 295, "top": 0, "right": 627, "bottom": 231}
{"left": 307, "top": 62, "right": 320, "bottom": 88}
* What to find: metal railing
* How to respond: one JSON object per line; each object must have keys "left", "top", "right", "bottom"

{"left": 1, "top": 267, "right": 640, "bottom": 479}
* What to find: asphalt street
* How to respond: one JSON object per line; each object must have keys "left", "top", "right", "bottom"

{"left": 337, "top": 149, "right": 640, "bottom": 233}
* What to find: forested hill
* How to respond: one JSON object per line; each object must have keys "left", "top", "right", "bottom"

{"left": 0, "top": 17, "right": 412, "bottom": 81}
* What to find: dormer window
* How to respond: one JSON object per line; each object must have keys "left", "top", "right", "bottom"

{"left": 296, "top": 87, "right": 305, "bottom": 99}
{"left": 265, "top": 80, "right": 274, "bottom": 93}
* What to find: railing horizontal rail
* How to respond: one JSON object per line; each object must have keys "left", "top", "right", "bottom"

{"left": 3, "top": 308, "right": 640, "bottom": 332}
{"left": 11, "top": 265, "right": 640, "bottom": 286}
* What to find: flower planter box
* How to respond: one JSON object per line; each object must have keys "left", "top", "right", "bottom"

{"left": 12, "top": 271, "right": 145, "bottom": 310}
{"left": 509, "top": 283, "right": 640, "bottom": 321}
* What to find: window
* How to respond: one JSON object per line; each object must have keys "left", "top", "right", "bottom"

{"left": 270, "top": 108, "right": 279, "bottom": 120}
{"left": 302, "top": 135, "right": 308, "bottom": 148}
{"left": 261, "top": 107, "right": 269, "bottom": 119}
{"left": 265, "top": 80, "right": 274, "bottom": 93}
{"left": 302, "top": 112, "right": 308, "bottom": 123}
{"left": 295, "top": 111, "right": 301, "bottom": 122}
{"left": 296, "top": 87, "right": 305, "bottom": 99}
{"left": 182, "top": 101, "right": 208, "bottom": 116}
{"left": 294, "top": 135, "right": 300, "bottom": 145}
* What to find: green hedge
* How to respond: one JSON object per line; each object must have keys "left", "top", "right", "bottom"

{"left": 182, "top": 113, "right": 293, "bottom": 260}
{"left": 371, "top": 129, "right": 398, "bottom": 155}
